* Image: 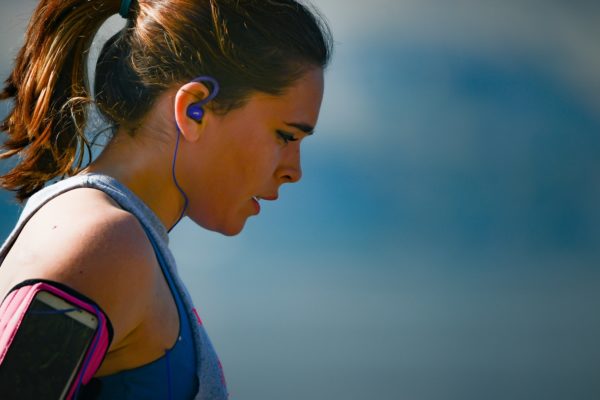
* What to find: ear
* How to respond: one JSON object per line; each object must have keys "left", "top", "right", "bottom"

{"left": 174, "top": 82, "right": 212, "bottom": 142}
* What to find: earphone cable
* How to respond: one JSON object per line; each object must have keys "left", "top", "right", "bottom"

{"left": 168, "top": 127, "right": 189, "bottom": 233}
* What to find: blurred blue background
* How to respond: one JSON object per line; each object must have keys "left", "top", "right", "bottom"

{"left": 1, "top": 1, "right": 600, "bottom": 399}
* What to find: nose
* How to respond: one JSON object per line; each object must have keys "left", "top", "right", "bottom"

{"left": 278, "top": 146, "right": 302, "bottom": 184}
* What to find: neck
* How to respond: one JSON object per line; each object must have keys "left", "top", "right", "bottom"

{"left": 82, "top": 128, "right": 185, "bottom": 232}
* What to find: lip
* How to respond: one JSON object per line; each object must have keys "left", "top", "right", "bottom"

{"left": 259, "top": 195, "right": 279, "bottom": 201}
{"left": 251, "top": 197, "right": 261, "bottom": 215}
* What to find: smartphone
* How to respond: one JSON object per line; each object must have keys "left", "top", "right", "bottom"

{"left": 0, "top": 290, "right": 99, "bottom": 399}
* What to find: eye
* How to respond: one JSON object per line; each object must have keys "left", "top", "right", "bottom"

{"left": 276, "top": 130, "right": 298, "bottom": 144}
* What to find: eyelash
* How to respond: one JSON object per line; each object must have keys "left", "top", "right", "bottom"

{"left": 277, "top": 130, "right": 298, "bottom": 144}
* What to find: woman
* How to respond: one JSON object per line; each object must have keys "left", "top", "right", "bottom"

{"left": 0, "top": 0, "right": 332, "bottom": 398}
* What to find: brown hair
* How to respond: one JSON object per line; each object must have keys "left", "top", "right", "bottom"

{"left": 0, "top": 0, "right": 333, "bottom": 202}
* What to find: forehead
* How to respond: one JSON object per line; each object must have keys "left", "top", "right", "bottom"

{"left": 248, "top": 68, "right": 325, "bottom": 124}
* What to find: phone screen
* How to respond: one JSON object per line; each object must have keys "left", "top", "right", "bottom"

{"left": 0, "top": 293, "right": 97, "bottom": 398}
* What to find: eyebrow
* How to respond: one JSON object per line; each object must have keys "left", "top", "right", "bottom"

{"left": 285, "top": 122, "right": 315, "bottom": 135}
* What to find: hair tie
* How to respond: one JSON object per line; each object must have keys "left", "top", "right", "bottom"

{"left": 119, "top": 0, "right": 133, "bottom": 18}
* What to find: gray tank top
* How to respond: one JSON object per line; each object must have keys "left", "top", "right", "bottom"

{"left": 0, "top": 173, "right": 228, "bottom": 400}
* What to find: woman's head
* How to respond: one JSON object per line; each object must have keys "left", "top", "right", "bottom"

{"left": 0, "top": 0, "right": 332, "bottom": 201}
{"left": 174, "top": 67, "right": 324, "bottom": 235}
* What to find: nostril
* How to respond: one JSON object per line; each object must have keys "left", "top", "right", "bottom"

{"left": 284, "top": 172, "right": 301, "bottom": 184}
{"left": 279, "top": 164, "right": 302, "bottom": 184}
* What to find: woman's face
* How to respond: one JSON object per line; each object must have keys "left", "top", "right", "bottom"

{"left": 183, "top": 68, "right": 325, "bottom": 235}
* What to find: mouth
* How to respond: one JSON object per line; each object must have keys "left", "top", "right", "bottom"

{"left": 256, "top": 194, "right": 278, "bottom": 201}
{"left": 251, "top": 196, "right": 261, "bottom": 214}
{"left": 251, "top": 194, "right": 278, "bottom": 215}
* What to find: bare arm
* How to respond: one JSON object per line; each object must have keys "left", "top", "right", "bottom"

{"left": 0, "top": 188, "right": 157, "bottom": 354}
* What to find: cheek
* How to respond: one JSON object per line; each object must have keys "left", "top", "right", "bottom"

{"left": 237, "top": 142, "right": 281, "bottom": 182}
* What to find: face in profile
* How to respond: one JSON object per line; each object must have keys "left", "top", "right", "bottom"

{"left": 182, "top": 68, "right": 325, "bottom": 235}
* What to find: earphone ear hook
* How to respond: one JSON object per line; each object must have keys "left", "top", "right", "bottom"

{"left": 186, "top": 76, "right": 220, "bottom": 123}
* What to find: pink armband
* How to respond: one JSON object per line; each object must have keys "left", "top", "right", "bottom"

{"left": 0, "top": 279, "right": 113, "bottom": 399}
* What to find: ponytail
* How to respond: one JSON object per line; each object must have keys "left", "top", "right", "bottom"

{"left": 0, "top": 0, "right": 119, "bottom": 202}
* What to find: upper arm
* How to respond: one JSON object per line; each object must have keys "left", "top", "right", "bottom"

{"left": 2, "top": 190, "right": 157, "bottom": 348}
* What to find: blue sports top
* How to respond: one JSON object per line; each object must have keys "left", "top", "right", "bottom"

{"left": 0, "top": 174, "right": 229, "bottom": 400}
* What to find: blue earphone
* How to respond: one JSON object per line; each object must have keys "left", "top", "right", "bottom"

{"left": 168, "top": 76, "right": 220, "bottom": 232}
{"left": 186, "top": 76, "right": 220, "bottom": 123}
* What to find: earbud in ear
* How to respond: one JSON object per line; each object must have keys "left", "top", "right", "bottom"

{"left": 185, "top": 76, "right": 220, "bottom": 124}
{"left": 187, "top": 103, "right": 205, "bottom": 122}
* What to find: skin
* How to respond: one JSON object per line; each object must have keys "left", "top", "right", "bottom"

{"left": 175, "top": 67, "right": 324, "bottom": 235}
{"left": 0, "top": 68, "right": 324, "bottom": 375}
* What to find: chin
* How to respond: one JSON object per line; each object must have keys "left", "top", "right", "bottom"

{"left": 217, "top": 226, "right": 244, "bottom": 237}
{"left": 198, "top": 218, "right": 247, "bottom": 237}
{"left": 189, "top": 211, "right": 249, "bottom": 236}
{"left": 219, "top": 217, "right": 251, "bottom": 236}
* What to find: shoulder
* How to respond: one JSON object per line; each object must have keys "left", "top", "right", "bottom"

{"left": 3, "top": 187, "right": 158, "bottom": 345}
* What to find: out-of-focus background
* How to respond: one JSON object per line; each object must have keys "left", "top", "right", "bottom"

{"left": 2, "top": 1, "right": 600, "bottom": 399}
